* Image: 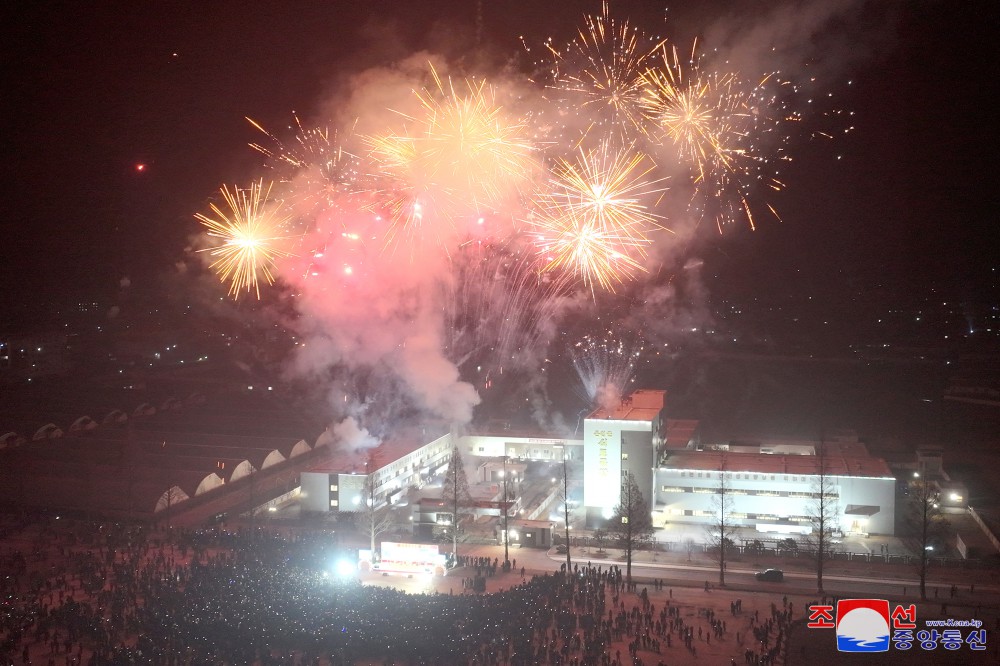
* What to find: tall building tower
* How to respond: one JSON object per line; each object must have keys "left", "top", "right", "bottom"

{"left": 583, "top": 389, "right": 665, "bottom": 525}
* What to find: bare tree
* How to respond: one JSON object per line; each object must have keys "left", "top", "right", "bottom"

{"left": 356, "top": 471, "right": 397, "bottom": 560}
{"left": 911, "top": 476, "right": 947, "bottom": 600}
{"left": 610, "top": 472, "right": 654, "bottom": 585}
{"left": 441, "top": 445, "right": 472, "bottom": 559}
{"left": 593, "top": 528, "right": 608, "bottom": 554}
{"left": 684, "top": 537, "right": 696, "bottom": 562}
{"left": 805, "top": 438, "right": 840, "bottom": 593}
{"left": 706, "top": 455, "right": 737, "bottom": 586}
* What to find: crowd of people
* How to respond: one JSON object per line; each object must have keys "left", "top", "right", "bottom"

{"left": 0, "top": 512, "right": 787, "bottom": 666}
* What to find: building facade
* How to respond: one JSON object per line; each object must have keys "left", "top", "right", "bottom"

{"left": 298, "top": 389, "right": 897, "bottom": 537}
{"left": 300, "top": 432, "right": 451, "bottom": 513}
{"left": 653, "top": 445, "right": 896, "bottom": 535}
{"left": 582, "top": 390, "right": 665, "bottom": 524}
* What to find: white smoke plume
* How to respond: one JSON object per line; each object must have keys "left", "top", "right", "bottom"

{"left": 194, "top": 1, "right": 901, "bottom": 436}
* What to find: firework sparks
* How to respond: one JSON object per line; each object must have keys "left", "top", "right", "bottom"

{"left": 545, "top": 1, "right": 666, "bottom": 140}
{"left": 247, "top": 115, "right": 360, "bottom": 211}
{"left": 569, "top": 333, "right": 644, "bottom": 408}
{"left": 641, "top": 44, "right": 790, "bottom": 230}
{"left": 196, "top": 180, "right": 294, "bottom": 299}
{"left": 447, "top": 239, "right": 573, "bottom": 381}
{"left": 639, "top": 42, "right": 740, "bottom": 179}
{"left": 530, "top": 141, "right": 665, "bottom": 290}
{"left": 366, "top": 66, "right": 537, "bottom": 248}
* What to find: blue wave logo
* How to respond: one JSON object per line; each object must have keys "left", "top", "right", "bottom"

{"left": 837, "top": 634, "right": 890, "bottom": 652}
{"left": 836, "top": 605, "right": 891, "bottom": 653}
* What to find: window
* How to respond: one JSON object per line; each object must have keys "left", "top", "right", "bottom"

{"left": 330, "top": 500, "right": 339, "bottom": 507}
{"left": 330, "top": 484, "right": 338, "bottom": 492}
{"left": 621, "top": 453, "right": 629, "bottom": 460}
{"left": 660, "top": 486, "right": 685, "bottom": 493}
{"left": 479, "top": 447, "right": 485, "bottom": 453}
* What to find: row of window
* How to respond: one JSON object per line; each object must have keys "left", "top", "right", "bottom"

{"left": 677, "top": 471, "right": 817, "bottom": 483}
{"left": 673, "top": 509, "right": 817, "bottom": 521}
{"left": 471, "top": 445, "right": 564, "bottom": 457}
{"left": 660, "top": 486, "right": 838, "bottom": 499}
{"left": 370, "top": 444, "right": 449, "bottom": 484}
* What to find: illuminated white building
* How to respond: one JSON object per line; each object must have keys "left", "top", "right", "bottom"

{"left": 654, "top": 440, "right": 896, "bottom": 536}
{"left": 299, "top": 389, "right": 897, "bottom": 537}
{"left": 582, "top": 389, "right": 666, "bottom": 524}
{"left": 300, "top": 430, "right": 451, "bottom": 513}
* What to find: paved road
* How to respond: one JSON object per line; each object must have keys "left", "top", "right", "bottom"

{"left": 457, "top": 542, "right": 1000, "bottom": 604}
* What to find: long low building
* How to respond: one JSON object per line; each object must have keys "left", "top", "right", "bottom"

{"left": 297, "top": 389, "right": 898, "bottom": 538}
{"left": 300, "top": 428, "right": 452, "bottom": 513}
{"left": 653, "top": 442, "right": 896, "bottom": 536}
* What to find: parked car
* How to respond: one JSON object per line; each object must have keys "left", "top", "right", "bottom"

{"left": 755, "top": 568, "right": 784, "bottom": 582}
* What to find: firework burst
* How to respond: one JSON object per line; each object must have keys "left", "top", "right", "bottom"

{"left": 545, "top": 1, "right": 666, "bottom": 140}
{"left": 366, "top": 66, "right": 537, "bottom": 249}
{"left": 641, "top": 44, "right": 790, "bottom": 230}
{"left": 247, "top": 115, "right": 360, "bottom": 213}
{"left": 196, "top": 180, "right": 294, "bottom": 299}
{"left": 569, "top": 333, "right": 644, "bottom": 408}
{"left": 529, "top": 141, "right": 666, "bottom": 290}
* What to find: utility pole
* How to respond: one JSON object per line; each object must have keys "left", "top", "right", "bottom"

{"left": 502, "top": 455, "right": 510, "bottom": 566}
{"left": 559, "top": 446, "right": 572, "bottom": 572}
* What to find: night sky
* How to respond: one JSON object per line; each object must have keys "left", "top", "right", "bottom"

{"left": 4, "top": 0, "right": 997, "bottom": 329}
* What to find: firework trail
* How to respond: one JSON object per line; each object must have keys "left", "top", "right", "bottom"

{"left": 569, "top": 333, "right": 645, "bottom": 409}
{"left": 446, "top": 238, "right": 574, "bottom": 384}
{"left": 195, "top": 180, "right": 294, "bottom": 299}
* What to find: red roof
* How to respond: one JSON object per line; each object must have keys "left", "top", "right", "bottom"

{"left": 587, "top": 389, "right": 665, "bottom": 422}
{"left": 663, "top": 448, "right": 892, "bottom": 478}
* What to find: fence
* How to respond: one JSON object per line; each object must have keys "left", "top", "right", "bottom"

{"left": 560, "top": 534, "right": 999, "bottom": 569}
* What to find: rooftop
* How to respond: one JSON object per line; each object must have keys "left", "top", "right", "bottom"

{"left": 307, "top": 425, "right": 449, "bottom": 475}
{"left": 662, "top": 447, "right": 893, "bottom": 479}
{"left": 587, "top": 389, "right": 666, "bottom": 423}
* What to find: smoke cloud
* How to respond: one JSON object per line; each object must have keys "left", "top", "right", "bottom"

{"left": 189, "top": 1, "right": 899, "bottom": 440}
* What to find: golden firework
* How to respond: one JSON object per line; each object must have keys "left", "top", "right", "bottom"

{"left": 366, "top": 65, "right": 537, "bottom": 247}
{"left": 547, "top": 1, "right": 666, "bottom": 139}
{"left": 196, "top": 180, "right": 294, "bottom": 299}
{"left": 530, "top": 141, "right": 664, "bottom": 290}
